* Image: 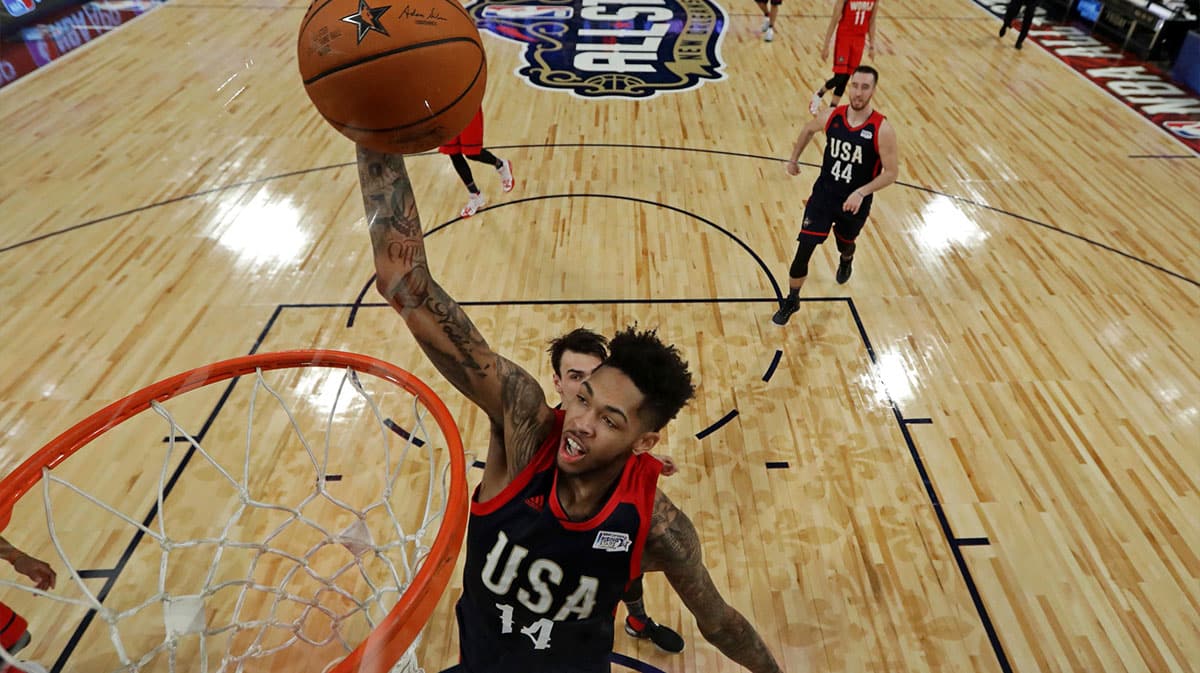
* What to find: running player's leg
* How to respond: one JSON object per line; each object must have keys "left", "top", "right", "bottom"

{"left": 999, "top": 0, "right": 1021, "bottom": 36}
{"left": 623, "top": 575, "right": 685, "bottom": 652}
{"left": 829, "top": 35, "right": 866, "bottom": 106}
{"left": 754, "top": 0, "right": 770, "bottom": 31}
{"left": 775, "top": 195, "right": 834, "bottom": 324}
{"left": 814, "top": 72, "right": 850, "bottom": 112}
{"left": 466, "top": 149, "right": 515, "bottom": 192}
{"left": 762, "top": 0, "right": 781, "bottom": 41}
{"left": 1015, "top": 0, "right": 1036, "bottom": 48}
{"left": 831, "top": 214, "right": 867, "bottom": 284}
{"left": 448, "top": 152, "right": 486, "bottom": 217}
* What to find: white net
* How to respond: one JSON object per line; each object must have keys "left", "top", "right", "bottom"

{"left": 1, "top": 361, "right": 460, "bottom": 673}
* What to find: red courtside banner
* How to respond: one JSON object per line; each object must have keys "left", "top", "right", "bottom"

{"left": 968, "top": 0, "right": 1200, "bottom": 155}
{"left": 0, "top": 0, "right": 164, "bottom": 90}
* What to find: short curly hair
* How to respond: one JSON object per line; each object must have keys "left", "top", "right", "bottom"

{"left": 599, "top": 325, "right": 695, "bottom": 431}
{"left": 547, "top": 328, "right": 609, "bottom": 376}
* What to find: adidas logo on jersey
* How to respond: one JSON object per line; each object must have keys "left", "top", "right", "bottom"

{"left": 592, "top": 531, "right": 632, "bottom": 553}
{"left": 524, "top": 495, "right": 545, "bottom": 511}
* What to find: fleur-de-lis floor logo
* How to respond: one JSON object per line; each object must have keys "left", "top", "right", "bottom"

{"left": 466, "top": 0, "right": 726, "bottom": 98}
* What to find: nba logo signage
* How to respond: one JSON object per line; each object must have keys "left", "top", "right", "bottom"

{"left": 2, "top": 0, "right": 40, "bottom": 18}
{"left": 466, "top": 0, "right": 727, "bottom": 98}
{"left": 1164, "top": 121, "right": 1200, "bottom": 140}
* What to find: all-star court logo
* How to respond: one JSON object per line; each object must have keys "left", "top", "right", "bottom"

{"left": 342, "top": 0, "right": 392, "bottom": 43}
{"left": 467, "top": 0, "right": 726, "bottom": 98}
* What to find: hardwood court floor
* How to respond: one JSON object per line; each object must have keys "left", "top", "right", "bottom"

{"left": 0, "top": 0, "right": 1197, "bottom": 671}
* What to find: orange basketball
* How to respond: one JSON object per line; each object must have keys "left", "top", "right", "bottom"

{"left": 297, "top": 0, "right": 486, "bottom": 154}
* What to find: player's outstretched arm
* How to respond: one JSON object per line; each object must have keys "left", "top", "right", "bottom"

{"left": 643, "top": 491, "right": 784, "bottom": 673}
{"left": 0, "top": 535, "right": 56, "bottom": 590}
{"left": 868, "top": 0, "right": 880, "bottom": 54}
{"left": 356, "top": 147, "right": 554, "bottom": 477}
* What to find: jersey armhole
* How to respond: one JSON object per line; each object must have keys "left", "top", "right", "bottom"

{"left": 471, "top": 410, "right": 564, "bottom": 516}
{"left": 824, "top": 108, "right": 841, "bottom": 134}
{"left": 627, "top": 456, "right": 664, "bottom": 581}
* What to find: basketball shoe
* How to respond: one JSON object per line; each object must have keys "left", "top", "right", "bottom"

{"left": 764, "top": 26, "right": 775, "bottom": 42}
{"left": 809, "top": 92, "right": 823, "bottom": 114}
{"left": 461, "top": 192, "right": 486, "bottom": 218}
{"left": 836, "top": 256, "right": 854, "bottom": 284}
{"left": 772, "top": 295, "right": 801, "bottom": 325}
{"left": 625, "top": 616, "right": 685, "bottom": 653}
{"left": 497, "top": 159, "right": 515, "bottom": 193}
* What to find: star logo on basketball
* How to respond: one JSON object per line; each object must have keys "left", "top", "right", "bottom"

{"left": 1164, "top": 120, "right": 1200, "bottom": 140}
{"left": 341, "top": 0, "right": 393, "bottom": 43}
{"left": 465, "top": 0, "right": 727, "bottom": 98}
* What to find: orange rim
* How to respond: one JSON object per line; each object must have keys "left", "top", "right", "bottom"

{"left": 0, "top": 349, "right": 468, "bottom": 673}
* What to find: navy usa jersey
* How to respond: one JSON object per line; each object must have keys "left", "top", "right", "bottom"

{"left": 814, "top": 105, "right": 886, "bottom": 212}
{"left": 455, "top": 410, "right": 662, "bottom": 673}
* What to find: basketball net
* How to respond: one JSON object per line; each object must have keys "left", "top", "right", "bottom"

{"left": 0, "top": 352, "right": 467, "bottom": 673}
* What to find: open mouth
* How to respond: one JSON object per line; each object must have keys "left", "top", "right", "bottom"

{"left": 559, "top": 435, "right": 587, "bottom": 464}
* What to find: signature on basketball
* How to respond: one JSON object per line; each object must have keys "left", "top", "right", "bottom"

{"left": 400, "top": 4, "right": 448, "bottom": 26}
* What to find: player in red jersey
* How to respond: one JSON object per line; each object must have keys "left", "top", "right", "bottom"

{"left": 440, "top": 106, "right": 515, "bottom": 218}
{"left": 1, "top": 536, "right": 56, "bottom": 673}
{"left": 809, "top": 0, "right": 881, "bottom": 114}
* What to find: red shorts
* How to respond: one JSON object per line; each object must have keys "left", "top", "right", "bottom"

{"left": 0, "top": 600, "right": 29, "bottom": 650}
{"left": 438, "top": 108, "right": 484, "bottom": 155}
{"left": 833, "top": 33, "right": 866, "bottom": 75}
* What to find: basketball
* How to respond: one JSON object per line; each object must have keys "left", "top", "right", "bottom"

{"left": 297, "top": 0, "right": 487, "bottom": 154}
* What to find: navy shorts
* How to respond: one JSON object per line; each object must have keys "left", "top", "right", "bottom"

{"left": 798, "top": 188, "right": 871, "bottom": 244}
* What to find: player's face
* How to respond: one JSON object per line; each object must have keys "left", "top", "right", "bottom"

{"left": 552, "top": 350, "right": 603, "bottom": 406}
{"left": 847, "top": 74, "right": 876, "bottom": 111}
{"left": 557, "top": 366, "right": 659, "bottom": 475}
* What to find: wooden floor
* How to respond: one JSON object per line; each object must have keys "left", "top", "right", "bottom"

{"left": 1, "top": 0, "right": 1198, "bottom": 672}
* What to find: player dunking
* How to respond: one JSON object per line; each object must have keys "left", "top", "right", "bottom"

{"left": 809, "top": 0, "right": 880, "bottom": 114}
{"left": 356, "top": 148, "right": 786, "bottom": 672}
{"left": 440, "top": 106, "right": 515, "bottom": 218}
{"left": 547, "top": 329, "right": 684, "bottom": 654}
{"left": 775, "top": 66, "right": 899, "bottom": 325}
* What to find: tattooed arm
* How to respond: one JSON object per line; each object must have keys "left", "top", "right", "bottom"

{"left": 643, "top": 491, "right": 784, "bottom": 673}
{"left": 356, "top": 146, "right": 555, "bottom": 484}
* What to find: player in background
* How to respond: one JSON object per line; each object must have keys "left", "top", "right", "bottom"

{"left": 775, "top": 66, "right": 899, "bottom": 325}
{"left": 809, "top": 0, "right": 880, "bottom": 114}
{"left": 753, "top": 0, "right": 783, "bottom": 42}
{"left": 1, "top": 536, "right": 56, "bottom": 673}
{"left": 547, "top": 329, "right": 684, "bottom": 653}
{"left": 441, "top": 106, "right": 515, "bottom": 218}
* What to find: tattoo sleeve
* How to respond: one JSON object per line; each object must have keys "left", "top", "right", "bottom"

{"left": 498, "top": 357, "right": 555, "bottom": 474}
{"left": 644, "top": 492, "right": 784, "bottom": 673}
{"left": 355, "top": 146, "right": 551, "bottom": 462}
